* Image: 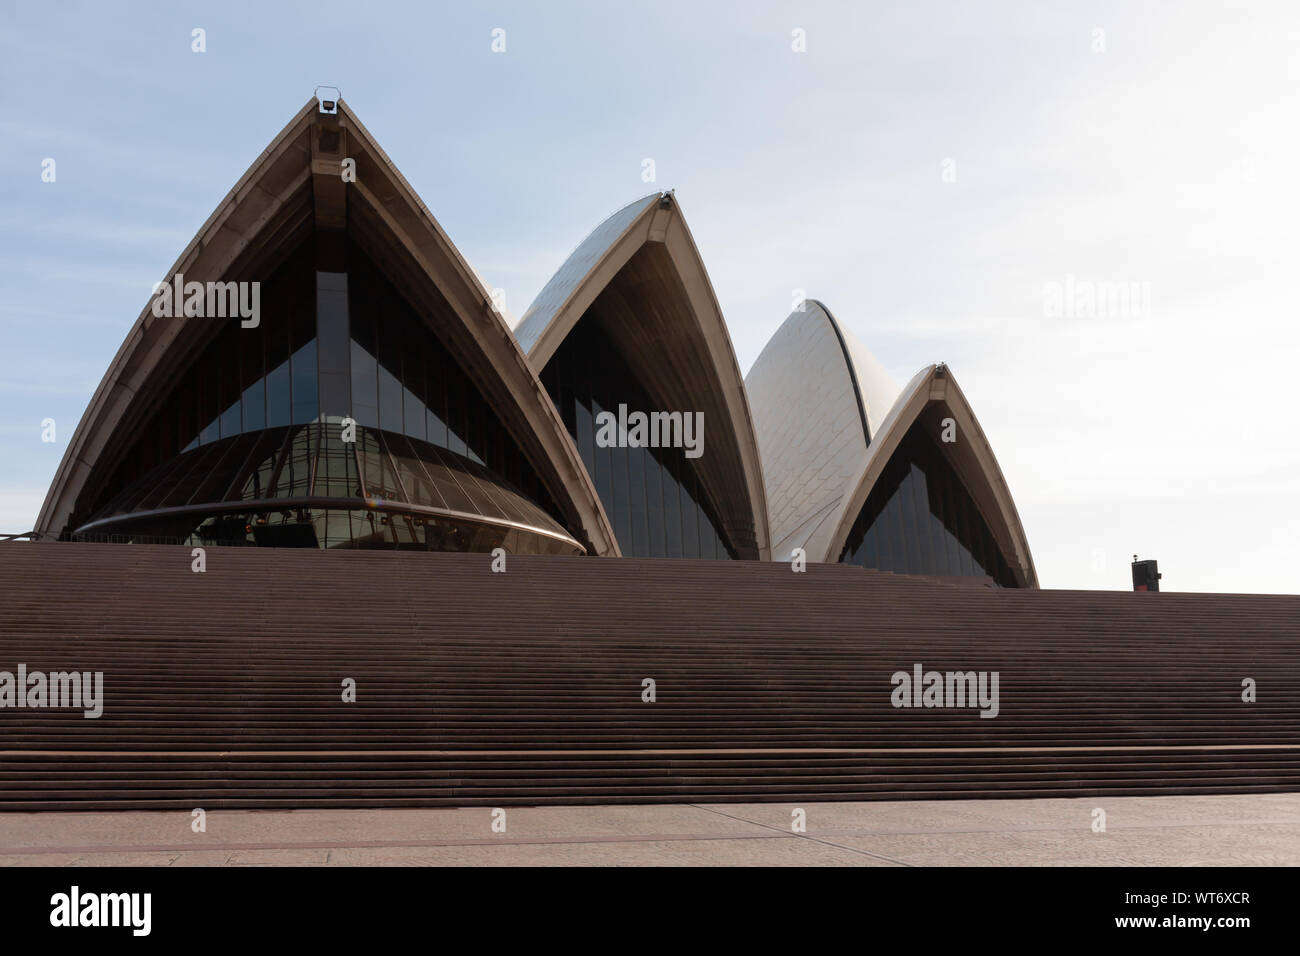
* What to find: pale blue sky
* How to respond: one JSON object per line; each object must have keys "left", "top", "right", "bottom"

{"left": 2, "top": 1, "right": 1297, "bottom": 592}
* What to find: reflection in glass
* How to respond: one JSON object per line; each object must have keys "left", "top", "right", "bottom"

{"left": 78, "top": 421, "right": 580, "bottom": 555}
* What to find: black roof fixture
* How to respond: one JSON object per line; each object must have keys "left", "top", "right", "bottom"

{"left": 314, "top": 85, "right": 341, "bottom": 114}
{"left": 1132, "top": 555, "right": 1162, "bottom": 592}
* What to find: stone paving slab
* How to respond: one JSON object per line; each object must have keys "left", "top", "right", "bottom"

{"left": 0, "top": 793, "right": 1296, "bottom": 866}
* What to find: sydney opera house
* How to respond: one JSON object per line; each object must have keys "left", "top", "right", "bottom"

{"left": 3, "top": 97, "right": 1297, "bottom": 811}
{"left": 33, "top": 97, "right": 1035, "bottom": 591}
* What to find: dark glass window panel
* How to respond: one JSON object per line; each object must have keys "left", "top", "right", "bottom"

{"left": 354, "top": 430, "right": 389, "bottom": 500}
{"left": 441, "top": 449, "right": 505, "bottom": 519}
{"left": 679, "top": 466, "right": 699, "bottom": 559}
{"left": 154, "top": 442, "right": 226, "bottom": 509}
{"left": 402, "top": 387, "right": 426, "bottom": 442}
{"left": 378, "top": 365, "right": 403, "bottom": 433}
{"left": 375, "top": 293, "right": 403, "bottom": 435}
{"left": 935, "top": 464, "right": 961, "bottom": 574}
{"left": 242, "top": 375, "right": 266, "bottom": 433}
{"left": 903, "top": 466, "right": 926, "bottom": 573}
{"left": 316, "top": 271, "right": 351, "bottom": 418}
{"left": 398, "top": 312, "right": 425, "bottom": 440}
{"left": 315, "top": 423, "right": 360, "bottom": 499}
{"left": 424, "top": 347, "right": 449, "bottom": 448}
{"left": 574, "top": 395, "right": 594, "bottom": 479}
{"left": 463, "top": 450, "right": 536, "bottom": 525}
{"left": 273, "top": 425, "right": 315, "bottom": 498}
{"left": 190, "top": 433, "right": 257, "bottom": 503}
{"left": 265, "top": 358, "right": 291, "bottom": 428}
{"left": 839, "top": 422, "right": 1016, "bottom": 585}
{"left": 444, "top": 452, "right": 504, "bottom": 520}
{"left": 700, "top": 493, "right": 717, "bottom": 559}
{"left": 102, "top": 454, "right": 184, "bottom": 515}
{"left": 240, "top": 321, "right": 266, "bottom": 432}
{"left": 539, "top": 313, "right": 733, "bottom": 559}
{"left": 709, "top": 526, "right": 725, "bottom": 561}
{"left": 609, "top": 438, "right": 632, "bottom": 552}
{"left": 291, "top": 339, "right": 318, "bottom": 425}
{"left": 445, "top": 392, "right": 469, "bottom": 458}
{"left": 198, "top": 370, "right": 219, "bottom": 445}
{"left": 386, "top": 435, "right": 446, "bottom": 512}
{"left": 350, "top": 342, "right": 379, "bottom": 428}
{"left": 643, "top": 450, "right": 665, "bottom": 556}
{"left": 219, "top": 399, "right": 241, "bottom": 440}
{"left": 443, "top": 454, "right": 507, "bottom": 521}
{"left": 889, "top": 475, "right": 911, "bottom": 572}
{"left": 662, "top": 465, "right": 683, "bottom": 556}
{"left": 860, "top": 515, "right": 878, "bottom": 572}
{"left": 349, "top": 288, "right": 376, "bottom": 354}
{"left": 557, "top": 375, "right": 577, "bottom": 434}
{"left": 265, "top": 294, "right": 293, "bottom": 391}
{"left": 458, "top": 367, "right": 477, "bottom": 461}
{"left": 138, "top": 433, "right": 158, "bottom": 475}
{"left": 425, "top": 391, "right": 448, "bottom": 448}
{"left": 290, "top": 281, "right": 315, "bottom": 352}
{"left": 954, "top": 472, "right": 977, "bottom": 576}
{"left": 920, "top": 457, "right": 947, "bottom": 574}
{"left": 370, "top": 433, "right": 410, "bottom": 503}
{"left": 588, "top": 398, "right": 612, "bottom": 522}
{"left": 158, "top": 399, "right": 177, "bottom": 460}
{"left": 174, "top": 372, "right": 196, "bottom": 452}
{"left": 465, "top": 392, "right": 486, "bottom": 466}
{"left": 483, "top": 479, "right": 545, "bottom": 528}
{"left": 230, "top": 428, "right": 288, "bottom": 501}
{"left": 627, "top": 445, "right": 649, "bottom": 556}
{"left": 216, "top": 328, "right": 241, "bottom": 439}
{"left": 443, "top": 356, "right": 472, "bottom": 459}
{"left": 420, "top": 445, "right": 480, "bottom": 515}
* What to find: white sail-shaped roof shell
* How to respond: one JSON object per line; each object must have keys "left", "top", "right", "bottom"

{"left": 747, "top": 302, "right": 1036, "bottom": 586}
{"left": 745, "top": 301, "right": 900, "bottom": 562}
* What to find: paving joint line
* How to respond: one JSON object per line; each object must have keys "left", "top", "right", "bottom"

{"left": 687, "top": 803, "right": 915, "bottom": 867}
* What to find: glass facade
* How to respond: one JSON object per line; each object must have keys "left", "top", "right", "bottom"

{"left": 540, "top": 315, "right": 734, "bottom": 559}
{"left": 78, "top": 238, "right": 577, "bottom": 553}
{"left": 839, "top": 422, "right": 1016, "bottom": 585}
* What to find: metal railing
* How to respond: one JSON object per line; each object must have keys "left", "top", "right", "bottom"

{"left": 67, "top": 531, "right": 255, "bottom": 547}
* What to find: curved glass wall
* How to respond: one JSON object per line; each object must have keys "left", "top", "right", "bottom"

{"left": 540, "top": 316, "right": 734, "bottom": 559}
{"left": 78, "top": 238, "right": 575, "bottom": 553}
{"left": 839, "top": 422, "right": 1016, "bottom": 585}
{"left": 79, "top": 421, "right": 579, "bottom": 553}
